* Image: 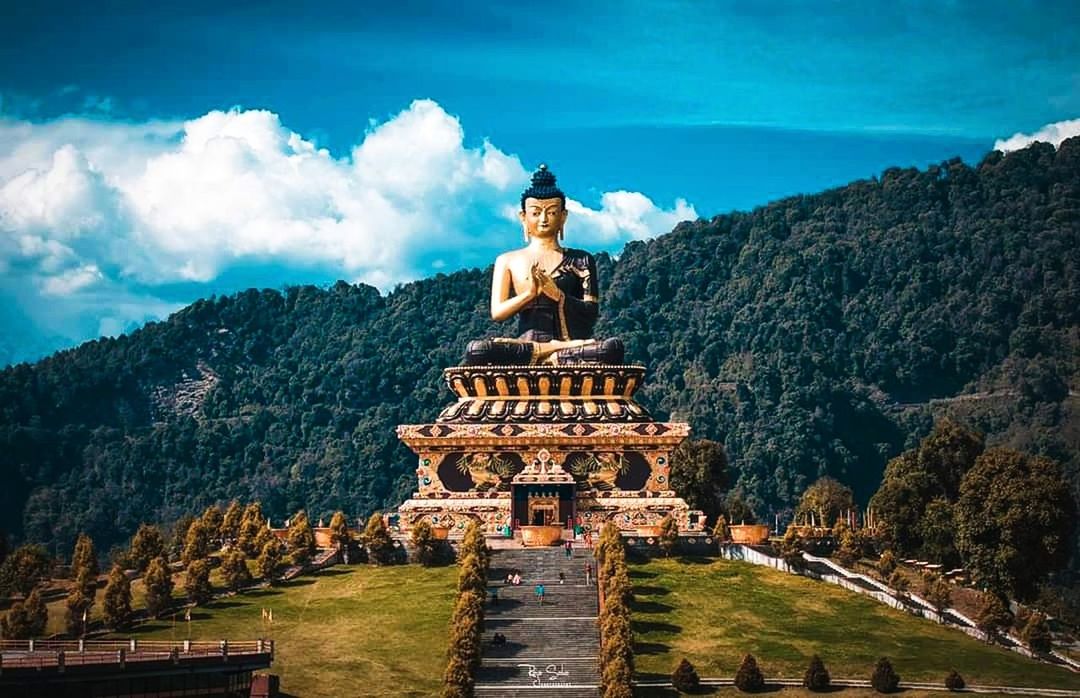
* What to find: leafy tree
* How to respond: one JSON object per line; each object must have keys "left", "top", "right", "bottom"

{"left": 803, "top": 654, "right": 831, "bottom": 691}
{"left": 256, "top": 538, "right": 284, "bottom": 584}
{"left": 658, "top": 515, "right": 679, "bottom": 557}
{"left": 286, "top": 510, "right": 317, "bottom": 566}
{"left": 779, "top": 525, "right": 805, "bottom": 571}
{"left": 411, "top": 519, "right": 441, "bottom": 566}
{"left": 127, "top": 523, "right": 166, "bottom": 572}
{"left": 180, "top": 518, "right": 211, "bottom": 567}
{"left": 973, "top": 593, "right": 1012, "bottom": 640}
{"left": 362, "top": 512, "right": 394, "bottom": 565}
{"left": 797, "top": 476, "right": 854, "bottom": 528}
{"left": 670, "top": 438, "right": 728, "bottom": 520}
{"left": 1019, "top": 611, "right": 1052, "bottom": 653}
{"left": 184, "top": 558, "right": 213, "bottom": 605}
{"left": 916, "top": 417, "right": 984, "bottom": 501}
{"left": 877, "top": 550, "right": 897, "bottom": 578}
{"left": 220, "top": 500, "right": 244, "bottom": 544}
{"left": 921, "top": 573, "right": 952, "bottom": 614}
{"left": 870, "top": 657, "right": 900, "bottom": 693}
{"left": 0, "top": 587, "right": 47, "bottom": 639}
{"left": 143, "top": 555, "right": 174, "bottom": 617}
{"left": 102, "top": 563, "right": 132, "bottom": 629}
{"left": 734, "top": 653, "right": 765, "bottom": 692}
{"left": 0, "top": 544, "right": 51, "bottom": 596}
{"left": 917, "top": 498, "right": 959, "bottom": 568}
{"left": 956, "top": 448, "right": 1075, "bottom": 599}
{"left": 724, "top": 490, "right": 756, "bottom": 525}
{"left": 672, "top": 657, "right": 700, "bottom": 693}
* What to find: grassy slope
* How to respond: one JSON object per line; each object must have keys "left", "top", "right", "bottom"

{"left": 116, "top": 565, "right": 456, "bottom": 698}
{"left": 630, "top": 557, "right": 1080, "bottom": 690}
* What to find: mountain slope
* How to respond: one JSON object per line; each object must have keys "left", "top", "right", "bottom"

{"left": 1, "top": 138, "right": 1077, "bottom": 557}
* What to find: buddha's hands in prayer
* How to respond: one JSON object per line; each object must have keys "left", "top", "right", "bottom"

{"left": 531, "top": 265, "right": 563, "bottom": 301}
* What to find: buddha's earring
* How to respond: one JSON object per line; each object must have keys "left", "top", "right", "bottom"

{"left": 559, "top": 228, "right": 564, "bottom": 241}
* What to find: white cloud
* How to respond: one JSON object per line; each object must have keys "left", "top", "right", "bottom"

{"left": 0, "top": 99, "right": 697, "bottom": 362}
{"left": 994, "top": 117, "right": 1080, "bottom": 152}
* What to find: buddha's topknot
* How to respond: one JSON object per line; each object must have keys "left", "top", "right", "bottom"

{"left": 520, "top": 163, "right": 565, "bottom": 209}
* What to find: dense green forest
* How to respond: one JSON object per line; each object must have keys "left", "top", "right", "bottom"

{"left": 1, "top": 138, "right": 1077, "bottom": 561}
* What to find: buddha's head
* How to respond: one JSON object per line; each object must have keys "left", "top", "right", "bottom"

{"left": 519, "top": 164, "right": 568, "bottom": 241}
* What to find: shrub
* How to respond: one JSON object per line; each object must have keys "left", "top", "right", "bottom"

{"left": 779, "top": 525, "right": 805, "bottom": 571}
{"left": 803, "top": 654, "right": 831, "bottom": 691}
{"left": 672, "top": 657, "right": 700, "bottom": 693}
{"left": 411, "top": 520, "right": 442, "bottom": 566}
{"left": 363, "top": 513, "right": 395, "bottom": 565}
{"left": 944, "top": 669, "right": 965, "bottom": 691}
{"left": 870, "top": 657, "right": 900, "bottom": 693}
{"left": 734, "top": 653, "right": 765, "bottom": 692}
{"left": 922, "top": 572, "right": 952, "bottom": 614}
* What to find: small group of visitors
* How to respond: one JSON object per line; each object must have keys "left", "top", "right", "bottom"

{"left": 504, "top": 571, "right": 522, "bottom": 585}
{"left": 491, "top": 632, "right": 507, "bottom": 646}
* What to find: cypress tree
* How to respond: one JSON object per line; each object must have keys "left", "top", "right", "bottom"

{"left": 128, "top": 524, "right": 166, "bottom": 572}
{"left": 257, "top": 539, "right": 284, "bottom": 584}
{"left": 803, "top": 654, "right": 831, "bottom": 691}
{"left": 411, "top": 519, "right": 441, "bottom": 566}
{"left": 362, "top": 513, "right": 394, "bottom": 565}
{"left": 185, "top": 558, "right": 213, "bottom": 605}
{"left": 102, "top": 563, "right": 132, "bottom": 630}
{"left": 870, "top": 657, "right": 900, "bottom": 693}
{"left": 735, "top": 653, "right": 765, "bottom": 692}
{"left": 221, "top": 500, "right": 244, "bottom": 545}
{"left": 221, "top": 549, "right": 252, "bottom": 592}
{"left": 180, "top": 519, "right": 211, "bottom": 567}
{"left": 144, "top": 555, "right": 174, "bottom": 617}
{"left": 672, "top": 657, "right": 700, "bottom": 693}
{"left": 286, "top": 510, "right": 316, "bottom": 566}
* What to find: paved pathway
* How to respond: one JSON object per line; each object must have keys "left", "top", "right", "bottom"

{"left": 475, "top": 546, "right": 600, "bottom": 697}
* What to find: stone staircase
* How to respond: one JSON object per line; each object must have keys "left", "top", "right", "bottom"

{"left": 475, "top": 546, "right": 601, "bottom": 697}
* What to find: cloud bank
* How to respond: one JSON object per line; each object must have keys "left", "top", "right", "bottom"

{"left": 0, "top": 99, "right": 696, "bottom": 363}
{"left": 994, "top": 118, "right": 1080, "bottom": 152}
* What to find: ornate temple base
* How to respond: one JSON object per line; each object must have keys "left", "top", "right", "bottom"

{"left": 394, "top": 365, "right": 706, "bottom": 540}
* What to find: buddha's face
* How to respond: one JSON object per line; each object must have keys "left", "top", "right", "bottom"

{"left": 519, "top": 197, "right": 567, "bottom": 241}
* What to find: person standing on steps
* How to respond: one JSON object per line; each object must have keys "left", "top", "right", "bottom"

{"left": 585, "top": 562, "right": 592, "bottom": 585}
{"left": 564, "top": 540, "right": 573, "bottom": 559}
{"left": 536, "top": 583, "right": 545, "bottom": 605}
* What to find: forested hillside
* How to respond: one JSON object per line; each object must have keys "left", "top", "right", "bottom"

{"left": 1, "top": 138, "right": 1077, "bottom": 559}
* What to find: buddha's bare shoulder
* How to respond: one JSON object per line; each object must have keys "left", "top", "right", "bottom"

{"left": 494, "top": 247, "right": 531, "bottom": 266}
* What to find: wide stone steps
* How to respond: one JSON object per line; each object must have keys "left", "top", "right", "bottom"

{"left": 477, "top": 546, "right": 601, "bottom": 697}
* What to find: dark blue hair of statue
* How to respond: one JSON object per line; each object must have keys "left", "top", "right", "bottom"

{"left": 520, "top": 163, "right": 566, "bottom": 210}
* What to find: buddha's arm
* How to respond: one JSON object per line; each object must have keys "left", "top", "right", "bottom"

{"left": 490, "top": 255, "right": 536, "bottom": 322}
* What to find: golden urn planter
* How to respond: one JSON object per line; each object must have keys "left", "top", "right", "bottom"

{"left": 520, "top": 525, "right": 564, "bottom": 547}
{"left": 729, "top": 524, "right": 770, "bottom": 545}
{"left": 432, "top": 527, "right": 451, "bottom": 540}
{"left": 635, "top": 526, "right": 662, "bottom": 537}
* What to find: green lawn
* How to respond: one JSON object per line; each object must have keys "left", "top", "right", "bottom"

{"left": 122, "top": 564, "right": 458, "bottom": 697}
{"left": 630, "top": 556, "right": 1080, "bottom": 690}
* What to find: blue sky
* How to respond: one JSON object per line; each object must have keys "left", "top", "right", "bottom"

{"left": 1, "top": 1, "right": 1078, "bottom": 364}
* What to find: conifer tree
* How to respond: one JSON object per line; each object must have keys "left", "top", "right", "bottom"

{"left": 974, "top": 593, "right": 1012, "bottom": 640}
{"left": 286, "top": 510, "right": 316, "bottom": 566}
{"left": 143, "top": 555, "right": 174, "bottom": 617}
{"left": 238, "top": 502, "right": 266, "bottom": 556}
{"left": 71, "top": 533, "right": 99, "bottom": 593}
{"left": 735, "top": 653, "right": 765, "bottom": 692}
{"left": 128, "top": 523, "right": 166, "bottom": 572}
{"left": 1020, "top": 611, "right": 1052, "bottom": 653}
{"left": 181, "top": 518, "right": 211, "bottom": 567}
{"left": 221, "top": 500, "right": 244, "bottom": 545}
{"left": 64, "top": 585, "right": 93, "bottom": 636}
{"left": 0, "top": 588, "right": 47, "bottom": 639}
{"left": 658, "top": 515, "right": 679, "bottom": 557}
{"left": 944, "top": 669, "right": 965, "bottom": 691}
{"left": 803, "top": 654, "right": 831, "bottom": 691}
{"left": 712, "top": 514, "right": 729, "bottom": 542}
{"left": 167, "top": 515, "right": 195, "bottom": 561}
{"left": 329, "top": 510, "right": 351, "bottom": 562}
{"left": 184, "top": 558, "right": 213, "bottom": 605}
{"left": 256, "top": 538, "right": 284, "bottom": 584}
{"left": 870, "top": 657, "right": 900, "bottom": 693}
{"left": 672, "top": 657, "right": 700, "bottom": 693}
{"left": 362, "top": 512, "right": 394, "bottom": 565}
{"left": 221, "top": 549, "right": 252, "bottom": 592}
{"left": 65, "top": 533, "right": 98, "bottom": 636}
{"left": 102, "top": 563, "right": 132, "bottom": 630}
{"left": 201, "top": 505, "right": 224, "bottom": 548}
{"left": 253, "top": 523, "right": 275, "bottom": 554}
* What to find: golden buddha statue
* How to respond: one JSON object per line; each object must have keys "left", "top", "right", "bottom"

{"left": 464, "top": 165, "right": 624, "bottom": 366}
